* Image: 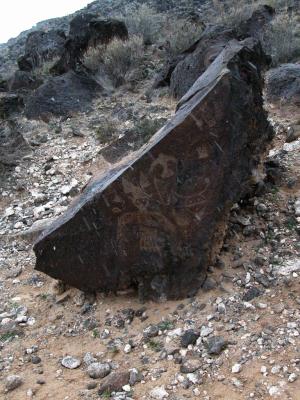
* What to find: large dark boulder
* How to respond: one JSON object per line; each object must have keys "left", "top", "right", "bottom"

{"left": 266, "top": 63, "right": 300, "bottom": 105}
{"left": 52, "top": 16, "right": 128, "bottom": 74}
{"left": 170, "top": 26, "right": 236, "bottom": 98}
{"left": 0, "top": 121, "right": 30, "bottom": 166}
{"left": 155, "top": 5, "right": 274, "bottom": 98}
{"left": 7, "top": 70, "right": 43, "bottom": 92}
{"left": 34, "top": 38, "right": 273, "bottom": 300}
{"left": 0, "top": 94, "right": 24, "bottom": 119}
{"left": 24, "top": 70, "right": 102, "bottom": 119}
{"left": 17, "top": 30, "right": 66, "bottom": 71}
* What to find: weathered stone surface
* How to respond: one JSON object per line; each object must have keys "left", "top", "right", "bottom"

{"left": 25, "top": 71, "right": 102, "bottom": 119}
{"left": 170, "top": 26, "right": 236, "bottom": 98}
{"left": 34, "top": 39, "right": 273, "bottom": 300}
{"left": 0, "top": 121, "right": 30, "bottom": 167}
{"left": 266, "top": 64, "right": 300, "bottom": 105}
{"left": 52, "top": 15, "right": 128, "bottom": 74}
{"left": 156, "top": 5, "right": 274, "bottom": 99}
{"left": 98, "top": 371, "right": 130, "bottom": 395}
{"left": 0, "top": 94, "right": 24, "bottom": 119}
{"left": 7, "top": 71, "right": 43, "bottom": 93}
{"left": 17, "top": 30, "right": 66, "bottom": 71}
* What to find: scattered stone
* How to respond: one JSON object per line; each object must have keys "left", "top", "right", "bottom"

{"left": 205, "top": 336, "right": 228, "bottom": 355}
{"left": 150, "top": 386, "right": 169, "bottom": 399}
{"left": 180, "top": 359, "right": 202, "bottom": 374}
{"left": 181, "top": 330, "right": 199, "bottom": 348}
{"left": 232, "top": 363, "right": 242, "bottom": 374}
{"left": 98, "top": 372, "right": 130, "bottom": 395}
{"left": 87, "top": 362, "right": 111, "bottom": 379}
{"left": 242, "top": 287, "right": 262, "bottom": 301}
{"left": 5, "top": 375, "right": 23, "bottom": 391}
{"left": 61, "top": 356, "right": 81, "bottom": 369}
{"left": 288, "top": 373, "right": 298, "bottom": 383}
{"left": 143, "top": 325, "right": 159, "bottom": 338}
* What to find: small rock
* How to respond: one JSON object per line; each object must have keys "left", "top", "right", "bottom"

{"left": 200, "top": 326, "right": 213, "bottom": 337}
{"left": 232, "top": 363, "right": 242, "bottom": 373}
{"left": 124, "top": 344, "right": 132, "bottom": 354}
{"left": 150, "top": 386, "right": 169, "bottom": 399}
{"left": 269, "top": 386, "right": 280, "bottom": 397}
{"left": 143, "top": 325, "right": 159, "bottom": 338}
{"left": 129, "top": 368, "right": 142, "bottom": 386}
{"left": 31, "top": 355, "right": 42, "bottom": 364}
{"left": 61, "top": 356, "right": 81, "bottom": 369}
{"left": 242, "top": 286, "right": 261, "bottom": 302}
{"left": 288, "top": 373, "right": 298, "bottom": 383}
{"left": 205, "top": 336, "right": 228, "bottom": 355}
{"left": 87, "top": 362, "right": 111, "bottom": 379}
{"left": 5, "top": 375, "right": 23, "bottom": 391}
{"left": 99, "top": 372, "right": 130, "bottom": 395}
{"left": 180, "top": 358, "right": 201, "bottom": 373}
{"left": 181, "top": 330, "right": 199, "bottom": 348}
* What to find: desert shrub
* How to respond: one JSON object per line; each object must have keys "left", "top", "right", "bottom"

{"left": 164, "top": 19, "right": 203, "bottom": 56}
{"left": 134, "top": 117, "right": 167, "bottom": 141}
{"left": 209, "top": 0, "right": 255, "bottom": 27}
{"left": 83, "top": 35, "right": 144, "bottom": 87}
{"left": 83, "top": 44, "right": 106, "bottom": 72}
{"left": 122, "top": 4, "right": 164, "bottom": 45}
{"left": 262, "top": 13, "right": 300, "bottom": 65}
{"left": 104, "top": 36, "right": 144, "bottom": 86}
{"left": 95, "top": 118, "right": 118, "bottom": 144}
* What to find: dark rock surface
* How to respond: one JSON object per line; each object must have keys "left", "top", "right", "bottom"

{"left": 7, "top": 71, "right": 43, "bottom": 93}
{"left": 98, "top": 371, "right": 130, "bottom": 395}
{"left": 156, "top": 5, "right": 274, "bottom": 99}
{"left": 34, "top": 38, "right": 273, "bottom": 300}
{"left": 0, "top": 121, "right": 31, "bottom": 167}
{"left": 52, "top": 16, "right": 128, "bottom": 75}
{"left": 17, "top": 30, "right": 66, "bottom": 71}
{"left": 0, "top": 94, "right": 24, "bottom": 119}
{"left": 266, "top": 64, "right": 300, "bottom": 105}
{"left": 24, "top": 71, "right": 102, "bottom": 119}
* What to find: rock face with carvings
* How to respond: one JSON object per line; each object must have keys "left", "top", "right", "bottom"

{"left": 34, "top": 38, "right": 273, "bottom": 300}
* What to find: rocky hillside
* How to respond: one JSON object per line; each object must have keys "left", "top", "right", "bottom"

{"left": 0, "top": 0, "right": 300, "bottom": 399}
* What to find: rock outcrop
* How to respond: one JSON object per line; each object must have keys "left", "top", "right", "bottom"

{"left": 0, "top": 121, "right": 30, "bottom": 166}
{"left": 17, "top": 30, "right": 66, "bottom": 71}
{"left": 266, "top": 64, "right": 300, "bottom": 105}
{"left": 34, "top": 38, "right": 273, "bottom": 300}
{"left": 51, "top": 15, "right": 128, "bottom": 74}
{"left": 0, "top": 94, "right": 24, "bottom": 119}
{"left": 24, "top": 71, "right": 102, "bottom": 119}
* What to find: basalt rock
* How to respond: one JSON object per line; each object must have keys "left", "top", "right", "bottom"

{"left": 266, "top": 64, "right": 300, "bottom": 106}
{"left": 7, "top": 70, "right": 43, "bottom": 93}
{"left": 155, "top": 5, "right": 274, "bottom": 98}
{"left": 17, "top": 30, "right": 66, "bottom": 71}
{"left": 0, "top": 94, "right": 24, "bottom": 119}
{"left": 51, "top": 15, "right": 128, "bottom": 75}
{"left": 34, "top": 38, "right": 273, "bottom": 300}
{"left": 24, "top": 70, "right": 102, "bottom": 119}
{"left": 0, "top": 121, "right": 31, "bottom": 167}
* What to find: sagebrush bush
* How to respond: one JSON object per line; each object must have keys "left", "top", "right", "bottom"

{"left": 122, "top": 4, "right": 164, "bottom": 45}
{"left": 164, "top": 19, "right": 203, "bottom": 56}
{"left": 83, "top": 45, "right": 106, "bottom": 72}
{"left": 262, "top": 13, "right": 300, "bottom": 66}
{"left": 134, "top": 117, "right": 167, "bottom": 141}
{"left": 209, "top": 0, "right": 255, "bottom": 27}
{"left": 95, "top": 118, "right": 118, "bottom": 144}
{"left": 104, "top": 36, "right": 144, "bottom": 86}
{"left": 83, "top": 35, "right": 144, "bottom": 87}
